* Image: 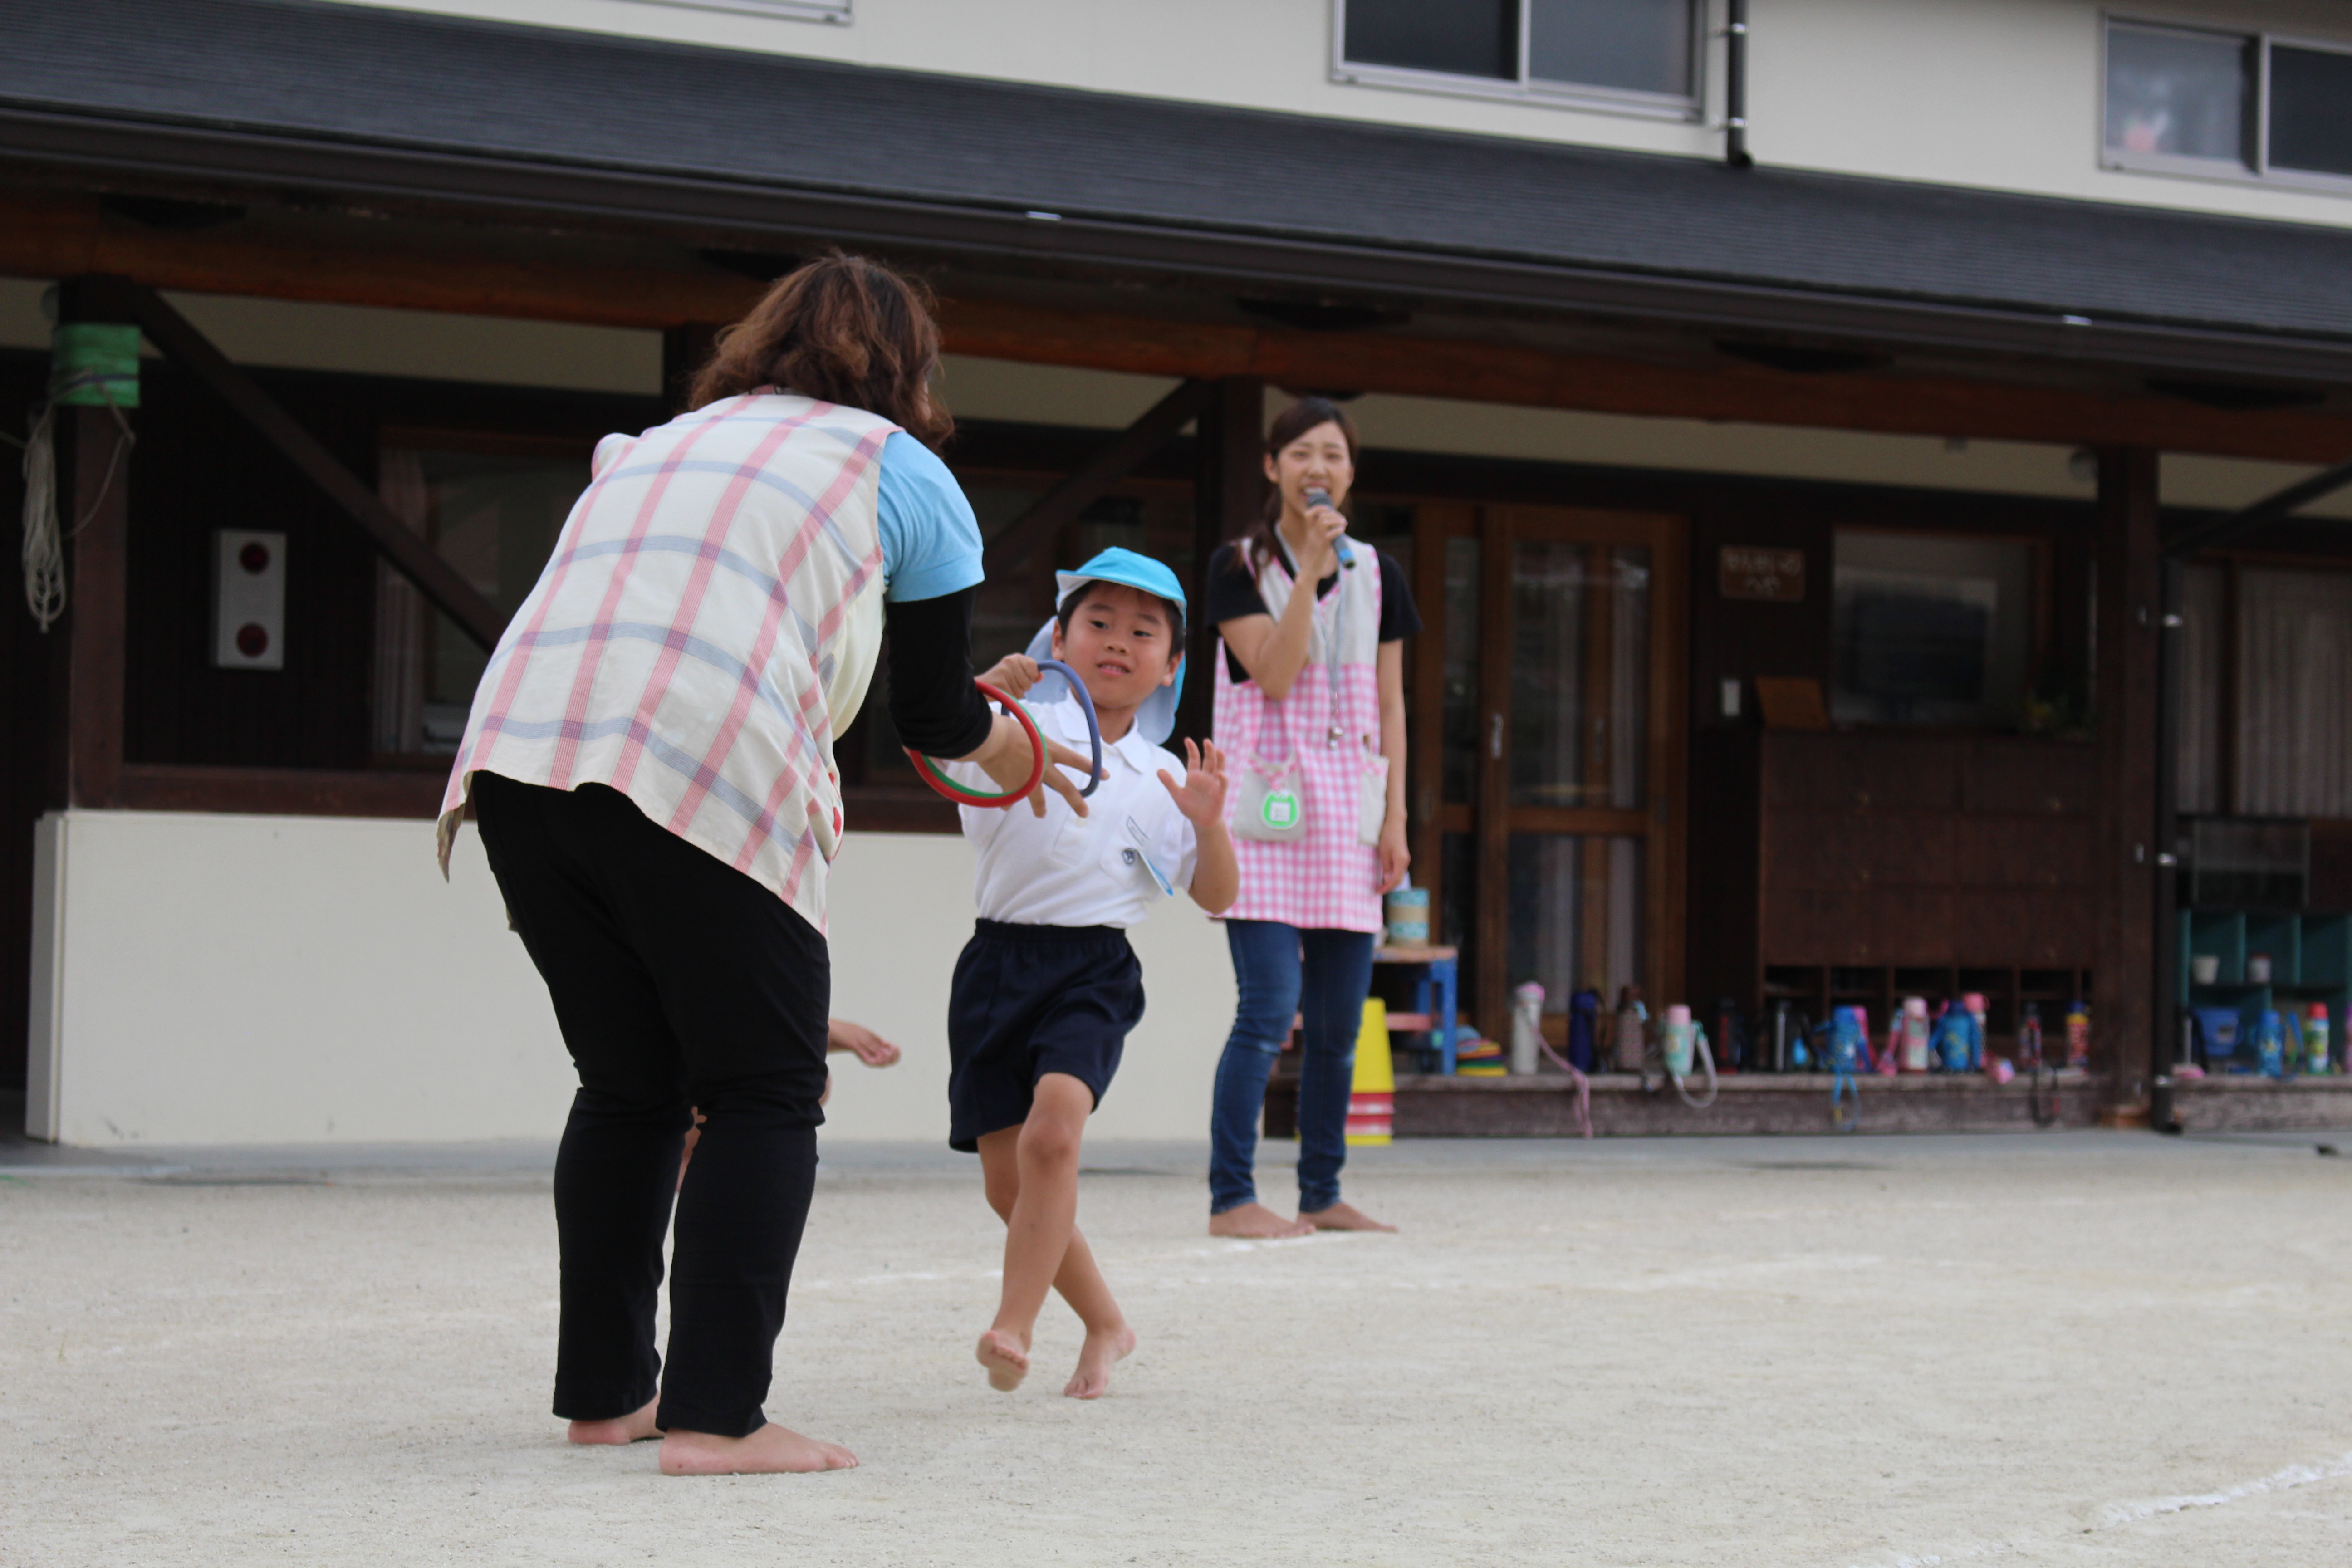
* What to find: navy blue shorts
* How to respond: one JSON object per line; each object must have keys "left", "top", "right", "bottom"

{"left": 947, "top": 920, "right": 1143, "bottom": 1152}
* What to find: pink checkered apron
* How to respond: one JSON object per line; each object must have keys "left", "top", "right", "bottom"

{"left": 436, "top": 392, "right": 896, "bottom": 935}
{"left": 1213, "top": 541, "right": 1385, "bottom": 933}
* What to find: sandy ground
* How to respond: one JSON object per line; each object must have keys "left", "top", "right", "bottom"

{"left": 3, "top": 1130, "right": 2350, "bottom": 1567}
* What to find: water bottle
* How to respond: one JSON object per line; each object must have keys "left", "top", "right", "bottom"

{"left": 2065, "top": 1001, "right": 2091, "bottom": 1068}
{"left": 1960, "top": 992, "right": 1988, "bottom": 1073}
{"left": 2017, "top": 1002, "right": 2044, "bottom": 1068}
{"left": 1899, "top": 996, "right": 1931, "bottom": 1073}
{"left": 1661, "top": 1004, "right": 1702, "bottom": 1078}
{"left": 1509, "top": 983, "right": 1544, "bottom": 1076}
{"left": 2307, "top": 1004, "right": 2332, "bottom": 1076}
{"left": 2255, "top": 1009, "right": 2286, "bottom": 1078}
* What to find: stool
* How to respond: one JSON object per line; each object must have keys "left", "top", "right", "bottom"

{"left": 1372, "top": 945, "right": 1460, "bottom": 1074}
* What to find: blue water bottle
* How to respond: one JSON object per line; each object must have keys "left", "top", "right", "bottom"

{"left": 2256, "top": 1009, "right": 2287, "bottom": 1078}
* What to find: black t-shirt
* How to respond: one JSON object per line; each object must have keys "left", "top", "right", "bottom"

{"left": 1205, "top": 538, "right": 1422, "bottom": 683}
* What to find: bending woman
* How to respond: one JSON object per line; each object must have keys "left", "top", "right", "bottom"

{"left": 436, "top": 255, "right": 1092, "bottom": 1475}
{"left": 1206, "top": 397, "right": 1419, "bottom": 1239}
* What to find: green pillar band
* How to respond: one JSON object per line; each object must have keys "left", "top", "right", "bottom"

{"left": 49, "top": 322, "right": 142, "bottom": 409}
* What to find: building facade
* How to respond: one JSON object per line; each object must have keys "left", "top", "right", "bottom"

{"left": 8, "top": 0, "right": 2352, "bottom": 1142}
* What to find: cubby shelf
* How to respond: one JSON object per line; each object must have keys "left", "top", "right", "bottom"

{"left": 2179, "top": 908, "right": 2352, "bottom": 1071}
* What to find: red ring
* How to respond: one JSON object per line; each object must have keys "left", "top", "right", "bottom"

{"left": 904, "top": 679, "right": 1048, "bottom": 808}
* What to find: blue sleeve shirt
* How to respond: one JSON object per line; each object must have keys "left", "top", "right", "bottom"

{"left": 875, "top": 431, "right": 985, "bottom": 603}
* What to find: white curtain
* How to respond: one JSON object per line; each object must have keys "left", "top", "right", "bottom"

{"left": 2236, "top": 567, "right": 2352, "bottom": 817}
{"left": 2177, "top": 564, "right": 2225, "bottom": 813}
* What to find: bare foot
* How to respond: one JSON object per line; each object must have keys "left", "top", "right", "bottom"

{"left": 1063, "top": 1323, "right": 1137, "bottom": 1400}
{"left": 975, "top": 1327, "right": 1030, "bottom": 1392}
{"left": 1209, "top": 1203, "right": 1314, "bottom": 1239}
{"left": 658, "top": 1423, "right": 858, "bottom": 1476}
{"left": 1300, "top": 1201, "right": 1397, "bottom": 1233}
{"left": 568, "top": 1396, "right": 661, "bottom": 1446}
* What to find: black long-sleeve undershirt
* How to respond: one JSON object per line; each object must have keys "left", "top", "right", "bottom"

{"left": 882, "top": 587, "right": 993, "bottom": 760}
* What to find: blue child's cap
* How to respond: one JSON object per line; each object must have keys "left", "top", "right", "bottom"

{"left": 1052, "top": 547, "right": 1186, "bottom": 613}
{"left": 1025, "top": 548, "right": 1186, "bottom": 746}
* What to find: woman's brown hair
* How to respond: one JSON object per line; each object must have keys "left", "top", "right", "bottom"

{"left": 1241, "top": 395, "right": 1360, "bottom": 575}
{"left": 686, "top": 251, "right": 953, "bottom": 449}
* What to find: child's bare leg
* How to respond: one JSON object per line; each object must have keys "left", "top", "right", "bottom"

{"left": 972, "top": 1075, "right": 1127, "bottom": 1392}
{"left": 979, "top": 1131, "right": 1135, "bottom": 1396}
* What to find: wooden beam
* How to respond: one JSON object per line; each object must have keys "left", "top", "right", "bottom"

{"left": 111, "top": 279, "right": 509, "bottom": 651}
{"left": 2094, "top": 447, "right": 2162, "bottom": 1122}
{"left": 10, "top": 185, "right": 2352, "bottom": 464}
{"left": 980, "top": 378, "right": 1217, "bottom": 576}
{"left": 0, "top": 185, "right": 758, "bottom": 329}
{"left": 938, "top": 297, "right": 2352, "bottom": 468}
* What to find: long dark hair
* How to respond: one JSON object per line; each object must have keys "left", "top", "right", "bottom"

{"left": 686, "top": 251, "right": 953, "bottom": 449}
{"left": 1242, "top": 396, "right": 1359, "bottom": 575}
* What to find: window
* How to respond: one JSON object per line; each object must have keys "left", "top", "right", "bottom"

{"left": 2179, "top": 564, "right": 2352, "bottom": 818}
{"left": 1335, "top": 0, "right": 1700, "bottom": 117}
{"left": 1830, "top": 531, "right": 2037, "bottom": 730}
{"left": 2105, "top": 18, "right": 2352, "bottom": 188}
{"left": 373, "top": 437, "right": 590, "bottom": 756}
{"left": 634, "top": 0, "right": 848, "bottom": 22}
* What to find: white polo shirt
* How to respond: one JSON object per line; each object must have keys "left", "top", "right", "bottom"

{"left": 943, "top": 698, "right": 1199, "bottom": 929}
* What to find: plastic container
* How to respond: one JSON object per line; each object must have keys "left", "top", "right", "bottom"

{"left": 1383, "top": 886, "right": 1430, "bottom": 947}
{"left": 2191, "top": 953, "right": 2221, "bottom": 985}
{"left": 1509, "top": 982, "right": 1544, "bottom": 1077}
{"left": 2247, "top": 952, "right": 2273, "bottom": 984}
{"left": 2305, "top": 1004, "right": 2331, "bottom": 1076}
{"left": 2255, "top": 1009, "right": 2287, "bottom": 1078}
{"left": 2194, "top": 1006, "right": 2243, "bottom": 1061}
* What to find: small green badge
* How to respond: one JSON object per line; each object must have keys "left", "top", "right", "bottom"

{"left": 1260, "top": 790, "right": 1301, "bottom": 831}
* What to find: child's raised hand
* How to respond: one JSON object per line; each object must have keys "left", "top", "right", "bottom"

{"left": 827, "top": 1018, "right": 902, "bottom": 1068}
{"left": 1158, "top": 738, "right": 1229, "bottom": 827}
{"left": 979, "top": 654, "right": 1040, "bottom": 700}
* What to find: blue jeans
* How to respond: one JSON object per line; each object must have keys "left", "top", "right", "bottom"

{"left": 1209, "top": 921, "right": 1377, "bottom": 1215}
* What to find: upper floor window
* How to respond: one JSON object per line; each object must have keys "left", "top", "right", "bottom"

{"left": 2106, "top": 18, "right": 2352, "bottom": 186}
{"left": 1335, "top": 0, "right": 1701, "bottom": 119}
{"left": 636, "top": 0, "right": 849, "bottom": 22}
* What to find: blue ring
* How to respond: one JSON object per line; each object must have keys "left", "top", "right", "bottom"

{"left": 1033, "top": 658, "right": 1104, "bottom": 798}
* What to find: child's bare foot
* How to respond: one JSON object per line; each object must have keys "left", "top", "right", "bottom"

{"left": 975, "top": 1328, "right": 1030, "bottom": 1391}
{"left": 568, "top": 1395, "right": 661, "bottom": 1445}
{"left": 1209, "top": 1203, "right": 1314, "bottom": 1239}
{"left": 1300, "top": 1201, "right": 1397, "bottom": 1232}
{"left": 658, "top": 1423, "right": 858, "bottom": 1475}
{"left": 1063, "top": 1323, "right": 1136, "bottom": 1400}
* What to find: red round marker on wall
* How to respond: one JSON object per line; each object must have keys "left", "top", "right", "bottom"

{"left": 235, "top": 623, "right": 270, "bottom": 658}
{"left": 238, "top": 541, "right": 271, "bottom": 574}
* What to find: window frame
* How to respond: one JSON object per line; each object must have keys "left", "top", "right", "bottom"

{"left": 2102, "top": 11, "right": 2352, "bottom": 197}
{"left": 1330, "top": 0, "right": 1707, "bottom": 124}
{"left": 632, "top": 0, "right": 850, "bottom": 23}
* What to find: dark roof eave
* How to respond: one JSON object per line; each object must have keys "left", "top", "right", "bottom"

{"left": 7, "top": 102, "right": 2352, "bottom": 390}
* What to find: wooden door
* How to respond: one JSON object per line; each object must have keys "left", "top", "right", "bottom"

{"left": 1412, "top": 505, "right": 1687, "bottom": 1039}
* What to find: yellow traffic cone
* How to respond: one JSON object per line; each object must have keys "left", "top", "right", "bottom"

{"left": 1346, "top": 998, "right": 1395, "bottom": 1145}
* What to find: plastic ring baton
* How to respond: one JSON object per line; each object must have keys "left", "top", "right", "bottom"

{"left": 906, "top": 680, "right": 1046, "bottom": 808}
{"left": 1033, "top": 657, "right": 1103, "bottom": 799}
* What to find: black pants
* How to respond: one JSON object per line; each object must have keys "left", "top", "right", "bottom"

{"left": 474, "top": 773, "right": 829, "bottom": 1439}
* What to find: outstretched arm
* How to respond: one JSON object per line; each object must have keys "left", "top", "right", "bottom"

{"left": 1161, "top": 739, "right": 1239, "bottom": 915}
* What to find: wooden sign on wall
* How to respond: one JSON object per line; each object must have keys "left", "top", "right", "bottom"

{"left": 1718, "top": 546, "right": 1805, "bottom": 602}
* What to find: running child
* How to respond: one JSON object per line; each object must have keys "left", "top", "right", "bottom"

{"left": 938, "top": 549, "right": 1238, "bottom": 1399}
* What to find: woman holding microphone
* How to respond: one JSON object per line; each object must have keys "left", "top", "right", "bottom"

{"left": 1205, "top": 397, "right": 1419, "bottom": 1238}
{"left": 437, "top": 254, "right": 1093, "bottom": 1475}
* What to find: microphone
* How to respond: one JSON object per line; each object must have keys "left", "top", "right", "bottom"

{"left": 1304, "top": 486, "right": 1355, "bottom": 569}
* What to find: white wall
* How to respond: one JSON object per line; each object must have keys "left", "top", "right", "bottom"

{"left": 340, "top": 0, "right": 2352, "bottom": 230}
{"left": 24, "top": 809, "right": 1235, "bottom": 1147}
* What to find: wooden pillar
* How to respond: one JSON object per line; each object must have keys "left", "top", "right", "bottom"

{"left": 50, "top": 279, "right": 137, "bottom": 810}
{"left": 1474, "top": 505, "right": 1514, "bottom": 1037}
{"left": 1179, "top": 377, "right": 1260, "bottom": 743}
{"left": 662, "top": 323, "right": 721, "bottom": 416}
{"left": 2094, "top": 447, "right": 2161, "bottom": 1121}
